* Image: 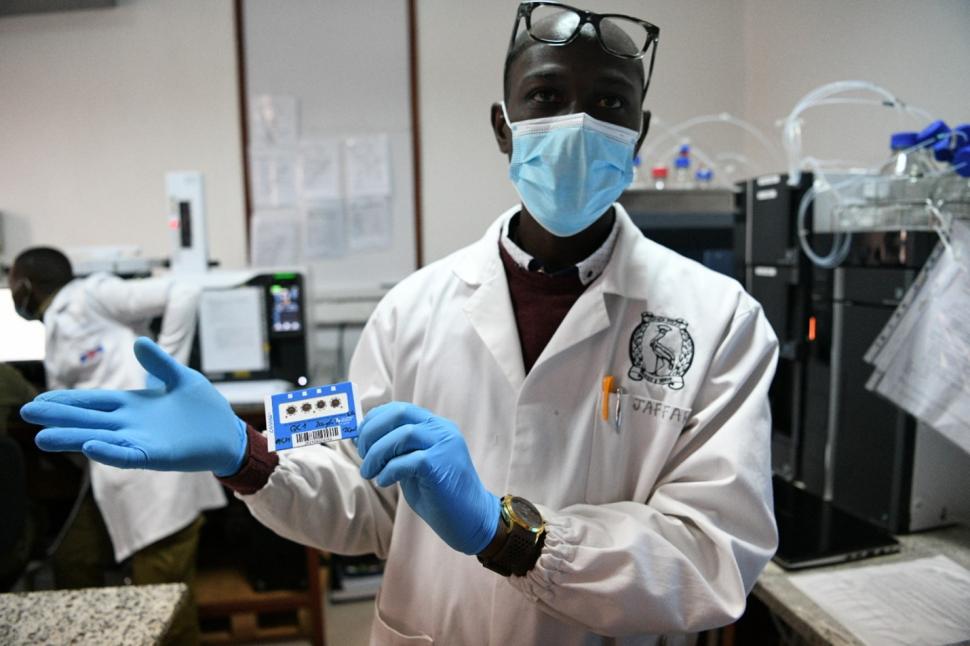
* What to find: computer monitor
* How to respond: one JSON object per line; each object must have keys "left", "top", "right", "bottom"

{"left": 0, "top": 288, "right": 45, "bottom": 362}
{"left": 188, "top": 272, "right": 309, "bottom": 386}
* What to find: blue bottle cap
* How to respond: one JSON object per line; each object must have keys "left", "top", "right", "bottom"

{"left": 678, "top": 143, "right": 690, "bottom": 155}
{"left": 953, "top": 145, "right": 970, "bottom": 178}
{"left": 695, "top": 168, "right": 713, "bottom": 181}
{"left": 890, "top": 132, "right": 918, "bottom": 150}
{"left": 953, "top": 124, "right": 970, "bottom": 149}
{"left": 917, "top": 120, "right": 950, "bottom": 145}
{"left": 674, "top": 156, "right": 690, "bottom": 169}
{"left": 633, "top": 155, "right": 642, "bottom": 167}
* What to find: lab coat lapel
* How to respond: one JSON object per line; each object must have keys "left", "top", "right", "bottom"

{"left": 530, "top": 204, "right": 645, "bottom": 372}
{"left": 457, "top": 211, "right": 527, "bottom": 390}
{"left": 463, "top": 272, "right": 526, "bottom": 390}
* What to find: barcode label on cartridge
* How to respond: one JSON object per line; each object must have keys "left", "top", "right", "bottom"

{"left": 292, "top": 426, "right": 342, "bottom": 447}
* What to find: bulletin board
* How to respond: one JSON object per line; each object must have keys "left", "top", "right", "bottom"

{"left": 239, "top": 0, "right": 420, "bottom": 294}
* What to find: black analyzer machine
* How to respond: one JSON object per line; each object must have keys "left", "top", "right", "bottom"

{"left": 736, "top": 173, "right": 969, "bottom": 569}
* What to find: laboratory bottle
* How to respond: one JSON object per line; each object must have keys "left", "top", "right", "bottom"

{"left": 695, "top": 167, "right": 714, "bottom": 189}
{"left": 953, "top": 144, "right": 970, "bottom": 178}
{"left": 651, "top": 165, "right": 668, "bottom": 190}
{"left": 918, "top": 120, "right": 953, "bottom": 163}
{"left": 879, "top": 131, "right": 936, "bottom": 205}
{"left": 673, "top": 156, "right": 693, "bottom": 189}
{"left": 631, "top": 155, "right": 645, "bottom": 189}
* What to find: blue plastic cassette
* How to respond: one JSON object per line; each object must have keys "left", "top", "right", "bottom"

{"left": 264, "top": 381, "right": 362, "bottom": 452}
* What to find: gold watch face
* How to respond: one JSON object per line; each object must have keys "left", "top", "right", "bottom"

{"left": 506, "top": 496, "right": 543, "bottom": 532}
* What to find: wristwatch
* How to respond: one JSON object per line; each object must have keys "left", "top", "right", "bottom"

{"left": 477, "top": 494, "right": 546, "bottom": 577}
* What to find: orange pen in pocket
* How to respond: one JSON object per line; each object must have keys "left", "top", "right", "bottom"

{"left": 601, "top": 375, "right": 615, "bottom": 421}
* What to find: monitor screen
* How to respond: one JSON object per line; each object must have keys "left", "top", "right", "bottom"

{"left": 0, "top": 288, "right": 45, "bottom": 362}
{"left": 270, "top": 284, "right": 302, "bottom": 333}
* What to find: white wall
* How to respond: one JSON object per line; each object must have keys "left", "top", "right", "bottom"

{"left": 3, "top": 2, "right": 968, "bottom": 271}
{"left": 0, "top": 0, "right": 246, "bottom": 269}
{"left": 740, "top": 0, "right": 970, "bottom": 175}
{"left": 415, "top": 0, "right": 748, "bottom": 264}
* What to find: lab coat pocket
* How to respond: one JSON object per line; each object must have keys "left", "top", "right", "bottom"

{"left": 372, "top": 590, "right": 434, "bottom": 645}
{"left": 586, "top": 391, "right": 689, "bottom": 505}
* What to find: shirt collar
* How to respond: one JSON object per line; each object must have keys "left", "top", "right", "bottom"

{"left": 499, "top": 211, "right": 620, "bottom": 286}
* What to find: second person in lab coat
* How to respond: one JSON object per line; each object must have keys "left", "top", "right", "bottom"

{"left": 10, "top": 247, "right": 225, "bottom": 644}
{"left": 23, "top": 5, "right": 779, "bottom": 644}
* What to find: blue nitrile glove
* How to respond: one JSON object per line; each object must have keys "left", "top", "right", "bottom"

{"left": 357, "top": 402, "right": 500, "bottom": 555}
{"left": 21, "top": 337, "right": 248, "bottom": 476}
{"left": 145, "top": 371, "right": 165, "bottom": 390}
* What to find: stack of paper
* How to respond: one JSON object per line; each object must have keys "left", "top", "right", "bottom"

{"left": 790, "top": 555, "right": 970, "bottom": 645}
{"left": 865, "top": 219, "right": 970, "bottom": 457}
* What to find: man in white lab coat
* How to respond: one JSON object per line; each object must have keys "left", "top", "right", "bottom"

{"left": 23, "top": 5, "right": 779, "bottom": 645}
{"left": 10, "top": 247, "right": 225, "bottom": 644}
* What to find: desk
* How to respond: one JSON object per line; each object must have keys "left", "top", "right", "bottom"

{"left": 0, "top": 583, "right": 187, "bottom": 645}
{"left": 752, "top": 525, "right": 970, "bottom": 645}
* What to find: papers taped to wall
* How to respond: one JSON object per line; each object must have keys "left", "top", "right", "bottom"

{"left": 865, "top": 218, "right": 970, "bottom": 456}
{"left": 265, "top": 381, "right": 362, "bottom": 452}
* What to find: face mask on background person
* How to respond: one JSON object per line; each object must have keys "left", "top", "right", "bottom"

{"left": 502, "top": 102, "right": 639, "bottom": 237}
{"left": 12, "top": 278, "right": 35, "bottom": 321}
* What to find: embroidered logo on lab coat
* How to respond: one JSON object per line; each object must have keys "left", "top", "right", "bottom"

{"left": 79, "top": 344, "right": 104, "bottom": 366}
{"left": 628, "top": 313, "right": 694, "bottom": 390}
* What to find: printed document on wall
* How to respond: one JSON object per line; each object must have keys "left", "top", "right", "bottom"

{"left": 199, "top": 287, "right": 269, "bottom": 375}
{"left": 249, "top": 95, "right": 299, "bottom": 146}
{"left": 346, "top": 197, "right": 392, "bottom": 252}
{"left": 865, "top": 219, "right": 970, "bottom": 456}
{"left": 299, "top": 139, "right": 342, "bottom": 201}
{"left": 251, "top": 210, "right": 303, "bottom": 267}
{"left": 790, "top": 555, "right": 970, "bottom": 646}
{"left": 344, "top": 134, "right": 392, "bottom": 198}
{"left": 250, "top": 148, "right": 299, "bottom": 208}
{"left": 305, "top": 201, "right": 346, "bottom": 260}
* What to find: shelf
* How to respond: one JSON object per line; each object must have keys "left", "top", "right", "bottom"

{"left": 196, "top": 547, "right": 327, "bottom": 645}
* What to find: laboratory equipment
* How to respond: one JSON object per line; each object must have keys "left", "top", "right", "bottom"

{"left": 735, "top": 173, "right": 818, "bottom": 480}
{"left": 695, "top": 167, "right": 714, "bottom": 189}
{"left": 738, "top": 172, "right": 968, "bottom": 533}
{"left": 188, "top": 271, "right": 310, "bottom": 388}
{"left": 650, "top": 165, "right": 667, "bottom": 190}
{"left": 919, "top": 119, "right": 953, "bottom": 162}
{"left": 640, "top": 112, "right": 784, "bottom": 189}
{"left": 619, "top": 185, "right": 737, "bottom": 277}
{"left": 672, "top": 145, "right": 693, "bottom": 189}
{"left": 264, "top": 381, "right": 361, "bottom": 452}
{"left": 772, "top": 475, "right": 899, "bottom": 570}
{"left": 166, "top": 171, "right": 209, "bottom": 275}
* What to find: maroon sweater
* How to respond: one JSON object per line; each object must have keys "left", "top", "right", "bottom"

{"left": 221, "top": 239, "right": 587, "bottom": 492}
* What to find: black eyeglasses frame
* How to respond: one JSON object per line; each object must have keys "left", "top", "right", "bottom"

{"left": 509, "top": 1, "right": 660, "bottom": 96}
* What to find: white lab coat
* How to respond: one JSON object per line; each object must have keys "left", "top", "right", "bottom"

{"left": 44, "top": 273, "right": 226, "bottom": 561}
{"left": 241, "top": 204, "right": 779, "bottom": 645}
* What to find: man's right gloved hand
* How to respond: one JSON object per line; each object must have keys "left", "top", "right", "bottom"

{"left": 21, "top": 337, "right": 248, "bottom": 477}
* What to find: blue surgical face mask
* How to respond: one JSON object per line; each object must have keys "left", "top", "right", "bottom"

{"left": 13, "top": 278, "right": 36, "bottom": 321}
{"left": 502, "top": 102, "right": 639, "bottom": 237}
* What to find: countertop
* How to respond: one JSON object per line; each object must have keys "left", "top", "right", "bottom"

{"left": 753, "top": 524, "right": 970, "bottom": 645}
{"left": 0, "top": 583, "right": 187, "bottom": 645}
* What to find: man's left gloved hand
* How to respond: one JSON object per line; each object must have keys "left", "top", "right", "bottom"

{"left": 357, "top": 402, "right": 500, "bottom": 555}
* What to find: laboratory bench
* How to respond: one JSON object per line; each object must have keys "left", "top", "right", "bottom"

{"left": 745, "top": 524, "right": 970, "bottom": 645}
{"left": 0, "top": 582, "right": 187, "bottom": 645}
